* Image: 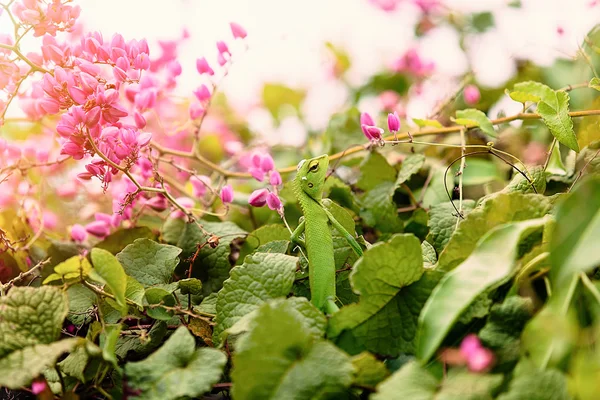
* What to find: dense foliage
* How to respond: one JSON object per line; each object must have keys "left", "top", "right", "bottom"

{"left": 2, "top": 1, "right": 600, "bottom": 399}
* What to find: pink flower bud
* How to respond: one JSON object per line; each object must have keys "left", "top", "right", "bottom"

{"left": 220, "top": 185, "right": 234, "bottom": 204}
{"left": 217, "top": 52, "right": 227, "bottom": 66}
{"left": 70, "top": 224, "right": 87, "bottom": 242}
{"left": 196, "top": 57, "right": 215, "bottom": 75}
{"left": 85, "top": 220, "right": 110, "bottom": 238}
{"left": 230, "top": 22, "right": 248, "bottom": 39}
{"left": 134, "top": 111, "right": 146, "bottom": 129}
{"left": 360, "top": 112, "right": 374, "bottom": 127}
{"left": 467, "top": 348, "right": 494, "bottom": 373}
{"left": 216, "top": 41, "right": 230, "bottom": 55}
{"left": 362, "top": 125, "right": 384, "bottom": 140}
{"left": 190, "top": 175, "right": 210, "bottom": 197}
{"left": 266, "top": 192, "right": 282, "bottom": 210}
{"left": 463, "top": 85, "right": 481, "bottom": 105}
{"left": 387, "top": 111, "right": 400, "bottom": 132}
{"left": 270, "top": 171, "right": 282, "bottom": 186}
{"left": 248, "top": 188, "right": 269, "bottom": 207}
{"left": 146, "top": 196, "right": 168, "bottom": 212}
{"left": 193, "top": 84, "right": 211, "bottom": 102}
{"left": 167, "top": 60, "right": 182, "bottom": 76}
{"left": 260, "top": 154, "right": 275, "bottom": 172}
{"left": 189, "top": 103, "right": 205, "bottom": 119}
{"left": 460, "top": 334, "right": 482, "bottom": 357}
{"left": 250, "top": 168, "right": 265, "bottom": 182}
{"left": 31, "top": 381, "right": 47, "bottom": 395}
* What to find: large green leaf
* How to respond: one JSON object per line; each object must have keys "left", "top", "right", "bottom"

{"left": 508, "top": 81, "right": 556, "bottom": 105}
{"left": 496, "top": 360, "right": 571, "bottom": 400}
{"left": 116, "top": 239, "right": 181, "bottom": 287}
{"left": 357, "top": 151, "right": 397, "bottom": 191}
{"left": 438, "top": 193, "right": 553, "bottom": 271}
{"left": 0, "top": 286, "right": 82, "bottom": 388}
{"left": 359, "top": 182, "right": 404, "bottom": 233}
{"left": 328, "top": 234, "right": 439, "bottom": 356}
{"left": 231, "top": 300, "right": 354, "bottom": 399}
{"left": 453, "top": 109, "right": 496, "bottom": 137}
{"left": 66, "top": 284, "right": 96, "bottom": 326}
{"left": 417, "top": 217, "right": 547, "bottom": 362}
{"left": 43, "top": 255, "right": 92, "bottom": 284}
{"left": 538, "top": 91, "right": 578, "bottom": 152}
{"left": 372, "top": 361, "right": 437, "bottom": 400}
{"left": 125, "top": 326, "right": 226, "bottom": 400}
{"left": 395, "top": 154, "right": 426, "bottom": 188}
{"left": 436, "top": 370, "right": 503, "bottom": 400}
{"left": 213, "top": 252, "right": 298, "bottom": 345}
{"left": 351, "top": 352, "right": 389, "bottom": 388}
{"left": 95, "top": 227, "right": 155, "bottom": 254}
{"left": 90, "top": 248, "right": 128, "bottom": 314}
{"left": 427, "top": 200, "right": 476, "bottom": 253}
{"left": 238, "top": 224, "right": 290, "bottom": 263}
{"left": 549, "top": 175, "right": 600, "bottom": 286}
{"left": 175, "top": 220, "right": 246, "bottom": 295}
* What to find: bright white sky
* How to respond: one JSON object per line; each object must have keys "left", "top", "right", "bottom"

{"left": 2, "top": 0, "right": 599, "bottom": 140}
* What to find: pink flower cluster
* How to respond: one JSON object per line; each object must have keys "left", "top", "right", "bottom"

{"left": 360, "top": 111, "right": 401, "bottom": 143}
{"left": 12, "top": 0, "right": 81, "bottom": 37}
{"left": 246, "top": 152, "right": 283, "bottom": 211}
{"left": 392, "top": 48, "right": 435, "bottom": 78}
{"left": 442, "top": 334, "right": 495, "bottom": 373}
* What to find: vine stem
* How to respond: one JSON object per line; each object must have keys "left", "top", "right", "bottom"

{"left": 0, "top": 258, "right": 50, "bottom": 295}
{"left": 456, "top": 128, "right": 466, "bottom": 228}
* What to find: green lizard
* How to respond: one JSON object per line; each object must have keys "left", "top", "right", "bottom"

{"left": 291, "top": 154, "right": 364, "bottom": 314}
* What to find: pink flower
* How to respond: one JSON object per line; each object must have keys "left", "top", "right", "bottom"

{"left": 387, "top": 111, "right": 400, "bottom": 132}
{"left": 193, "top": 84, "right": 211, "bottom": 102}
{"left": 190, "top": 175, "right": 210, "bottom": 197}
{"left": 221, "top": 185, "right": 234, "bottom": 204}
{"left": 248, "top": 189, "right": 269, "bottom": 207}
{"left": 31, "top": 380, "right": 47, "bottom": 395}
{"left": 85, "top": 220, "right": 110, "bottom": 238}
{"left": 463, "top": 85, "right": 481, "bottom": 105}
{"left": 146, "top": 196, "right": 168, "bottom": 212}
{"left": 196, "top": 57, "right": 215, "bottom": 75}
{"left": 260, "top": 154, "right": 275, "bottom": 172}
{"left": 270, "top": 171, "right": 282, "bottom": 186}
{"left": 216, "top": 41, "right": 230, "bottom": 55}
{"left": 70, "top": 224, "right": 88, "bottom": 242}
{"left": 360, "top": 112, "right": 375, "bottom": 127}
{"left": 459, "top": 334, "right": 495, "bottom": 373}
{"left": 361, "top": 125, "right": 384, "bottom": 140}
{"left": 266, "top": 192, "right": 282, "bottom": 210}
{"left": 230, "top": 22, "right": 248, "bottom": 39}
{"left": 250, "top": 168, "right": 265, "bottom": 182}
{"left": 189, "top": 103, "right": 205, "bottom": 119}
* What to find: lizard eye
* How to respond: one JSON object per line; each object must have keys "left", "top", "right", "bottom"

{"left": 309, "top": 163, "right": 319, "bottom": 172}
{"left": 308, "top": 183, "right": 314, "bottom": 188}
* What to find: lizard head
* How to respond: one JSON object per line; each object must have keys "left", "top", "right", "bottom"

{"left": 295, "top": 154, "right": 329, "bottom": 200}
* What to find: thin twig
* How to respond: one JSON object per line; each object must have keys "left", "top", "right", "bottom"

{"left": 0, "top": 258, "right": 50, "bottom": 295}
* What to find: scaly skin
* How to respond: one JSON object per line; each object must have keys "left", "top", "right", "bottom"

{"left": 292, "top": 154, "right": 363, "bottom": 313}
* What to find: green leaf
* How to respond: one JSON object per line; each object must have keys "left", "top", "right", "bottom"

{"left": 550, "top": 175, "right": 600, "bottom": 286}
{"left": 238, "top": 224, "right": 290, "bottom": 263}
{"left": 0, "top": 286, "right": 81, "bottom": 388}
{"left": 90, "top": 248, "right": 128, "bottom": 314}
{"left": 437, "top": 370, "right": 503, "bottom": 400}
{"left": 101, "top": 324, "right": 121, "bottom": 368}
{"left": 0, "top": 338, "right": 82, "bottom": 389}
{"left": 176, "top": 220, "right": 246, "bottom": 295}
{"left": 231, "top": 300, "right": 354, "bottom": 400}
{"left": 357, "top": 151, "right": 397, "bottom": 191}
{"left": 372, "top": 361, "right": 438, "bottom": 400}
{"left": 457, "top": 158, "right": 503, "bottom": 186}
{"left": 329, "top": 235, "right": 437, "bottom": 356}
{"left": 58, "top": 340, "right": 100, "bottom": 383}
{"left": 115, "top": 321, "right": 167, "bottom": 359}
{"left": 546, "top": 141, "right": 568, "bottom": 176}
{"left": 413, "top": 118, "right": 443, "bottom": 128}
{"left": 419, "top": 166, "right": 454, "bottom": 209}
{"left": 178, "top": 278, "right": 203, "bottom": 296}
{"left": 479, "top": 296, "right": 533, "bottom": 364}
{"left": 359, "top": 182, "right": 404, "bottom": 233}
{"left": 438, "top": 193, "right": 553, "bottom": 271}
{"left": 416, "top": 217, "right": 547, "bottom": 362}
{"left": 421, "top": 241, "right": 437, "bottom": 268}
{"left": 125, "top": 276, "right": 146, "bottom": 307}
{"left": 213, "top": 252, "right": 297, "bottom": 345}
{"left": 95, "top": 227, "right": 155, "bottom": 254}
{"left": 537, "top": 91, "right": 579, "bottom": 152}
{"left": 395, "top": 154, "right": 426, "bottom": 188}
{"left": 125, "top": 326, "right": 227, "bottom": 400}
{"left": 116, "top": 239, "right": 181, "bottom": 287}
{"left": 453, "top": 109, "right": 496, "bottom": 137}
{"left": 508, "top": 81, "right": 556, "bottom": 105}
{"left": 43, "top": 255, "right": 92, "bottom": 284}
{"left": 501, "top": 166, "right": 547, "bottom": 194}
{"left": 496, "top": 360, "right": 571, "bottom": 400}
{"left": 589, "top": 77, "right": 600, "bottom": 91}
{"left": 144, "top": 287, "right": 176, "bottom": 321}
{"left": 66, "top": 284, "right": 96, "bottom": 325}
{"left": 351, "top": 352, "right": 390, "bottom": 388}
{"left": 427, "top": 200, "right": 476, "bottom": 254}
{"left": 195, "top": 293, "right": 217, "bottom": 315}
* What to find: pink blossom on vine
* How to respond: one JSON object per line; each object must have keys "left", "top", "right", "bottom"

{"left": 248, "top": 188, "right": 269, "bottom": 207}
{"left": 170, "top": 197, "right": 195, "bottom": 219}
{"left": 146, "top": 196, "right": 168, "bottom": 212}
{"left": 459, "top": 334, "right": 495, "bottom": 373}
{"left": 193, "top": 84, "right": 212, "bottom": 102}
{"left": 362, "top": 125, "right": 384, "bottom": 140}
{"left": 220, "top": 185, "right": 234, "bottom": 204}
{"left": 70, "top": 224, "right": 87, "bottom": 242}
{"left": 13, "top": 0, "right": 81, "bottom": 37}
{"left": 196, "top": 57, "right": 215, "bottom": 75}
{"left": 189, "top": 102, "right": 205, "bottom": 119}
{"left": 392, "top": 48, "right": 435, "bottom": 77}
{"left": 266, "top": 192, "right": 282, "bottom": 210}
{"left": 270, "top": 170, "right": 282, "bottom": 186}
{"left": 190, "top": 175, "right": 211, "bottom": 197}
{"left": 260, "top": 154, "right": 275, "bottom": 172}
{"left": 85, "top": 220, "right": 110, "bottom": 238}
{"left": 31, "top": 380, "right": 47, "bottom": 395}
{"left": 230, "top": 22, "right": 247, "bottom": 39}
{"left": 216, "top": 41, "right": 230, "bottom": 56}
{"left": 387, "top": 111, "right": 400, "bottom": 132}
{"left": 463, "top": 85, "right": 481, "bottom": 105}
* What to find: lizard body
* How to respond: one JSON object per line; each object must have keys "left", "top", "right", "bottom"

{"left": 292, "top": 154, "right": 363, "bottom": 313}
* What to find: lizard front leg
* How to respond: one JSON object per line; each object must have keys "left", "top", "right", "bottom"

{"left": 290, "top": 219, "right": 306, "bottom": 249}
